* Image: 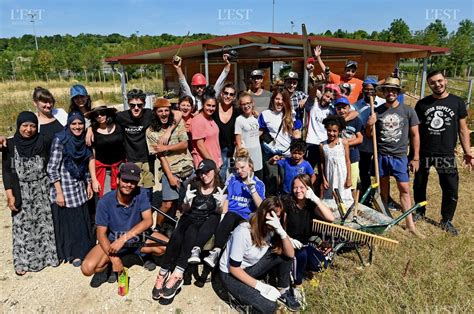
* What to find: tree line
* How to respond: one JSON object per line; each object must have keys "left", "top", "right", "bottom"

{"left": 0, "top": 18, "right": 472, "bottom": 81}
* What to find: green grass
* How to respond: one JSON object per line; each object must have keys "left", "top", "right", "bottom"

{"left": 305, "top": 163, "right": 474, "bottom": 313}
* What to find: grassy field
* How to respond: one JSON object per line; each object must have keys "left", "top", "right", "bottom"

{"left": 1, "top": 79, "right": 473, "bottom": 312}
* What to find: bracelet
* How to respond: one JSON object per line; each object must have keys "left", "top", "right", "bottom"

{"left": 412, "top": 159, "right": 419, "bottom": 161}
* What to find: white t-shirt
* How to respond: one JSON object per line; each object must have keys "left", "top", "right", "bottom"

{"left": 306, "top": 99, "right": 333, "bottom": 145}
{"left": 235, "top": 115, "right": 263, "bottom": 171}
{"left": 258, "top": 110, "right": 292, "bottom": 156}
{"left": 219, "top": 222, "right": 271, "bottom": 273}
{"left": 52, "top": 108, "right": 68, "bottom": 126}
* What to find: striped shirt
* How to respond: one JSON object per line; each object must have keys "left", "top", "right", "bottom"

{"left": 47, "top": 137, "right": 91, "bottom": 208}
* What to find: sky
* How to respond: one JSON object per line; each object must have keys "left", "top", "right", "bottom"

{"left": 1, "top": 0, "right": 472, "bottom": 38}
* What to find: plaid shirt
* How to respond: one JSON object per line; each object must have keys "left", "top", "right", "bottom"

{"left": 47, "top": 137, "right": 91, "bottom": 208}
{"left": 290, "top": 90, "right": 308, "bottom": 121}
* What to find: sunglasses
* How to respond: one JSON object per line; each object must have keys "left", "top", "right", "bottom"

{"left": 223, "top": 91, "right": 235, "bottom": 97}
{"left": 129, "top": 103, "right": 144, "bottom": 109}
{"left": 96, "top": 110, "right": 108, "bottom": 117}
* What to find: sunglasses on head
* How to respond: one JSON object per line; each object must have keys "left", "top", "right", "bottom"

{"left": 129, "top": 103, "right": 144, "bottom": 109}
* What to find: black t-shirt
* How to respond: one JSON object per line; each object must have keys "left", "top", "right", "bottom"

{"left": 185, "top": 182, "right": 218, "bottom": 221}
{"left": 212, "top": 107, "right": 239, "bottom": 155}
{"left": 40, "top": 119, "right": 64, "bottom": 150}
{"left": 342, "top": 117, "right": 363, "bottom": 162}
{"left": 93, "top": 124, "right": 126, "bottom": 165}
{"left": 282, "top": 195, "right": 317, "bottom": 243}
{"left": 415, "top": 94, "right": 468, "bottom": 156}
{"left": 116, "top": 109, "right": 153, "bottom": 163}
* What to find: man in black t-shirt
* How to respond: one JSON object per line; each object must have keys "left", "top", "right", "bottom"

{"left": 115, "top": 89, "right": 155, "bottom": 189}
{"left": 413, "top": 70, "right": 474, "bottom": 235}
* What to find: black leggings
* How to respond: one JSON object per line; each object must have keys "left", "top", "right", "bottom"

{"left": 161, "top": 214, "right": 220, "bottom": 271}
{"left": 194, "top": 212, "right": 244, "bottom": 249}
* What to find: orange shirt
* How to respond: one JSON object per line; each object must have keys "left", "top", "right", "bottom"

{"left": 329, "top": 73, "right": 363, "bottom": 104}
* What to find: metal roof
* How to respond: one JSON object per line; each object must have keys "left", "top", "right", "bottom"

{"left": 105, "top": 31, "right": 450, "bottom": 64}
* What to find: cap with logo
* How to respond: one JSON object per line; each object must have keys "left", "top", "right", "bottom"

{"left": 196, "top": 159, "right": 216, "bottom": 175}
{"left": 284, "top": 71, "right": 300, "bottom": 80}
{"left": 120, "top": 162, "right": 141, "bottom": 182}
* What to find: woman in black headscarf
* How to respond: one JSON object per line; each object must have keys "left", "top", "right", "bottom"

{"left": 47, "top": 111, "right": 95, "bottom": 267}
{"left": 2, "top": 111, "right": 59, "bottom": 275}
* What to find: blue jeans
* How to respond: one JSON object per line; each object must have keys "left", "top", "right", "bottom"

{"left": 219, "top": 147, "right": 232, "bottom": 181}
{"left": 294, "top": 245, "right": 327, "bottom": 285}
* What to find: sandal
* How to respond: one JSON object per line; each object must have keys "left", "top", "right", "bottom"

{"left": 152, "top": 272, "right": 169, "bottom": 300}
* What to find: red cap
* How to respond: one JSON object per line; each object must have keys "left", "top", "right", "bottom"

{"left": 191, "top": 73, "right": 207, "bottom": 86}
{"left": 307, "top": 57, "right": 315, "bottom": 64}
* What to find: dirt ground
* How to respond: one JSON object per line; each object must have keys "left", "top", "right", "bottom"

{"left": 0, "top": 173, "right": 235, "bottom": 313}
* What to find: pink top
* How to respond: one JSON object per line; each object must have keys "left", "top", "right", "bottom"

{"left": 190, "top": 113, "right": 222, "bottom": 168}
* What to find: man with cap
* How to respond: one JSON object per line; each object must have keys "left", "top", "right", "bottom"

{"left": 314, "top": 46, "right": 363, "bottom": 104}
{"left": 354, "top": 78, "right": 385, "bottom": 194}
{"left": 413, "top": 70, "right": 474, "bottom": 235}
{"left": 366, "top": 77, "right": 422, "bottom": 237}
{"left": 173, "top": 54, "right": 232, "bottom": 111}
{"left": 146, "top": 97, "right": 194, "bottom": 235}
{"left": 284, "top": 71, "right": 308, "bottom": 121}
{"left": 81, "top": 162, "right": 168, "bottom": 288}
{"left": 248, "top": 69, "right": 272, "bottom": 114}
{"left": 335, "top": 97, "right": 364, "bottom": 199}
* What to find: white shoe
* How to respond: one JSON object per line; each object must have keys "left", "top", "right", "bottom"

{"left": 203, "top": 248, "right": 220, "bottom": 268}
{"left": 187, "top": 247, "right": 201, "bottom": 264}
{"left": 294, "top": 287, "right": 307, "bottom": 311}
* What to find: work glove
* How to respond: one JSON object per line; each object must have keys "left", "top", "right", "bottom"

{"left": 245, "top": 175, "right": 257, "bottom": 194}
{"left": 305, "top": 188, "right": 320, "bottom": 204}
{"left": 290, "top": 238, "right": 304, "bottom": 250}
{"left": 213, "top": 186, "right": 227, "bottom": 208}
{"left": 183, "top": 184, "right": 197, "bottom": 206}
{"left": 255, "top": 281, "right": 281, "bottom": 302}
{"left": 266, "top": 211, "right": 287, "bottom": 239}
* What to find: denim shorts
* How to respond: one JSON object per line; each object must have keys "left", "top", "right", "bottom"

{"left": 371, "top": 154, "right": 409, "bottom": 182}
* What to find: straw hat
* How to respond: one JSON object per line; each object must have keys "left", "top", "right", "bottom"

{"left": 376, "top": 76, "right": 404, "bottom": 94}
{"left": 84, "top": 99, "right": 117, "bottom": 119}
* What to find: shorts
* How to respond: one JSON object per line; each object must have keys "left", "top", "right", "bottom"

{"left": 371, "top": 154, "right": 409, "bottom": 183}
{"left": 161, "top": 172, "right": 194, "bottom": 201}
{"left": 350, "top": 162, "right": 359, "bottom": 189}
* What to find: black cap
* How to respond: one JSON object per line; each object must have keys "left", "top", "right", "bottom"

{"left": 196, "top": 159, "right": 216, "bottom": 175}
{"left": 284, "top": 71, "right": 299, "bottom": 80}
{"left": 119, "top": 162, "right": 141, "bottom": 182}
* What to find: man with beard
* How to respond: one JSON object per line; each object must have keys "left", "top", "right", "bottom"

{"left": 354, "top": 78, "right": 385, "bottom": 194}
{"left": 174, "top": 54, "right": 231, "bottom": 111}
{"left": 81, "top": 162, "right": 168, "bottom": 288}
{"left": 413, "top": 70, "right": 473, "bottom": 235}
{"left": 366, "top": 77, "right": 422, "bottom": 237}
{"left": 146, "top": 98, "right": 194, "bottom": 235}
{"left": 248, "top": 69, "right": 272, "bottom": 114}
{"left": 314, "top": 45, "right": 363, "bottom": 104}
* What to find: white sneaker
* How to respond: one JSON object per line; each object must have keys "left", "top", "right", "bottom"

{"left": 203, "top": 248, "right": 220, "bottom": 268}
{"left": 294, "top": 287, "right": 307, "bottom": 311}
{"left": 187, "top": 247, "right": 201, "bottom": 264}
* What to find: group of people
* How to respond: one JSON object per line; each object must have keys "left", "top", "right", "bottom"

{"left": 2, "top": 47, "right": 473, "bottom": 312}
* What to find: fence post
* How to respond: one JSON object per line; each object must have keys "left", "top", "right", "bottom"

{"left": 414, "top": 71, "right": 419, "bottom": 95}
{"left": 467, "top": 79, "right": 473, "bottom": 108}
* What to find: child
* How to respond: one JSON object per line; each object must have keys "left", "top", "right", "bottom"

{"left": 271, "top": 139, "right": 316, "bottom": 195}
{"left": 235, "top": 92, "right": 263, "bottom": 179}
{"left": 320, "top": 115, "right": 353, "bottom": 203}
{"left": 334, "top": 97, "right": 363, "bottom": 200}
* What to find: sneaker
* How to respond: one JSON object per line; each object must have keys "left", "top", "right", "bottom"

{"left": 203, "top": 249, "right": 220, "bottom": 268}
{"left": 161, "top": 276, "right": 184, "bottom": 299}
{"left": 152, "top": 272, "right": 170, "bottom": 300}
{"left": 293, "top": 287, "right": 307, "bottom": 311}
{"left": 143, "top": 259, "right": 157, "bottom": 271}
{"left": 278, "top": 289, "right": 301, "bottom": 312}
{"left": 187, "top": 247, "right": 201, "bottom": 264}
{"left": 90, "top": 269, "right": 109, "bottom": 288}
{"left": 72, "top": 259, "right": 82, "bottom": 267}
{"left": 440, "top": 220, "right": 459, "bottom": 236}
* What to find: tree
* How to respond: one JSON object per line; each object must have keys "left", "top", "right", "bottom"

{"left": 31, "top": 50, "right": 54, "bottom": 76}
{"left": 423, "top": 19, "right": 448, "bottom": 46}
{"left": 386, "top": 18, "right": 412, "bottom": 43}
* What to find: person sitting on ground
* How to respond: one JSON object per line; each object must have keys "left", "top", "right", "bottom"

{"left": 152, "top": 159, "right": 224, "bottom": 301}
{"left": 188, "top": 148, "right": 265, "bottom": 269}
{"left": 218, "top": 196, "right": 300, "bottom": 313}
{"left": 174, "top": 54, "right": 231, "bottom": 111}
{"left": 270, "top": 139, "right": 316, "bottom": 195}
{"left": 81, "top": 162, "right": 168, "bottom": 288}
{"left": 282, "top": 174, "right": 335, "bottom": 309}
